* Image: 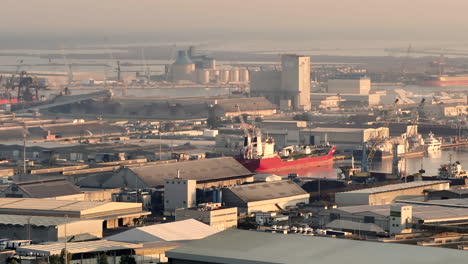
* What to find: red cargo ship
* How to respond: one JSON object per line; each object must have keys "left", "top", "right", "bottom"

{"left": 235, "top": 133, "right": 336, "bottom": 173}
{"left": 237, "top": 146, "right": 336, "bottom": 173}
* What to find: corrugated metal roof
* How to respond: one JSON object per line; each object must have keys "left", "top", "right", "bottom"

{"left": 17, "top": 240, "right": 140, "bottom": 255}
{"left": 335, "top": 202, "right": 468, "bottom": 222}
{"left": 129, "top": 157, "right": 252, "bottom": 187}
{"left": 166, "top": 229, "right": 468, "bottom": 264}
{"left": 14, "top": 179, "right": 81, "bottom": 198}
{"left": 226, "top": 180, "right": 308, "bottom": 202}
{"left": 105, "top": 219, "right": 219, "bottom": 243}
{"left": 339, "top": 181, "right": 449, "bottom": 194}
{"left": 325, "top": 219, "right": 386, "bottom": 233}
{"left": 0, "top": 198, "right": 143, "bottom": 217}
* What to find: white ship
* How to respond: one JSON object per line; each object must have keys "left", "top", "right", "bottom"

{"left": 424, "top": 132, "right": 442, "bottom": 152}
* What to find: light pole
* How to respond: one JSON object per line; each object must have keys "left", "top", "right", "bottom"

{"left": 64, "top": 215, "right": 68, "bottom": 264}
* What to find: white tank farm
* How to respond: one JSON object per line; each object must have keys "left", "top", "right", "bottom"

{"left": 229, "top": 69, "right": 240, "bottom": 82}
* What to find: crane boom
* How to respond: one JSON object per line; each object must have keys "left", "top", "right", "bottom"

{"left": 236, "top": 104, "right": 249, "bottom": 137}
{"left": 366, "top": 99, "right": 399, "bottom": 170}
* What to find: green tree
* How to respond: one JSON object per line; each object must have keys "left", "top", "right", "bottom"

{"left": 60, "top": 249, "right": 72, "bottom": 264}
{"left": 119, "top": 255, "right": 137, "bottom": 264}
{"left": 97, "top": 253, "right": 109, "bottom": 264}
{"left": 49, "top": 254, "right": 61, "bottom": 264}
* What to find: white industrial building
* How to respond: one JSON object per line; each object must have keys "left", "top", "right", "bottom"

{"left": 175, "top": 203, "right": 238, "bottom": 231}
{"left": 259, "top": 120, "right": 307, "bottom": 149}
{"left": 311, "top": 93, "right": 381, "bottom": 107}
{"left": 281, "top": 55, "right": 311, "bottom": 111}
{"left": 327, "top": 76, "right": 371, "bottom": 94}
{"left": 250, "top": 54, "right": 311, "bottom": 111}
{"left": 335, "top": 181, "right": 450, "bottom": 206}
{"left": 222, "top": 180, "right": 309, "bottom": 214}
{"left": 164, "top": 178, "right": 197, "bottom": 216}
{"left": 0, "top": 215, "right": 102, "bottom": 243}
{"left": 320, "top": 200, "right": 468, "bottom": 235}
{"left": 104, "top": 219, "right": 220, "bottom": 243}
{"left": 299, "top": 127, "right": 389, "bottom": 150}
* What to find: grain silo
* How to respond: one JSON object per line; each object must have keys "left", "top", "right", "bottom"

{"left": 229, "top": 68, "right": 240, "bottom": 82}
{"left": 171, "top": 50, "right": 195, "bottom": 82}
{"left": 197, "top": 69, "right": 210, "bottom": 84}
{"left": 239, "top": 68, "right": 249, "bottom": 82}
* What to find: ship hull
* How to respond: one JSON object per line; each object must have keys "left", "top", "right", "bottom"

{"left": 419, "top": 80, "right": 468, "bottom": 87}
{"left": 237, "top": 146, "right": 336, "bottom": 173}
{"left": 0, "top": 99, "right": 18, "bottom": 104}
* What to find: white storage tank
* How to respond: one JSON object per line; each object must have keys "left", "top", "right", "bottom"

{"left": 229, "top": 68, "right": 240, "bottom": 82}
{"left": 220, "top": 70, "right": 230, "bottom": 83}
{"left": 211, "top": 70, "right": 220, "bottom": 82}
{"left": 197, "top": 69, "right": 210, "bottom": 84}
{"left": 239, "top": 68, "right": 249, "bottom": 82}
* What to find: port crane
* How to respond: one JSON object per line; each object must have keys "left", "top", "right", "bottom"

{"left": 364, "top": 99, "right": 399, "bottom": 172}
{"left": 236, "top": 104, "right": 252, "bottom": 158}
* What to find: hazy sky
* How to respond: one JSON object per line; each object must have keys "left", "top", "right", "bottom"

{"left": 2, "top": 0, "right": 468, "bottom": 40}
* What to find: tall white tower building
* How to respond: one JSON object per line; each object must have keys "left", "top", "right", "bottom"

{"left": 389, "top": 205, "right": 413, "bottom": 235}
{"left": 281, "top": 55, "right": 311, "bottom": 111}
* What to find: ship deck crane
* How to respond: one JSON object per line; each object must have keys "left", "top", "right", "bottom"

{"left": 236, "top": 104, "right": 251, "bottom": 158}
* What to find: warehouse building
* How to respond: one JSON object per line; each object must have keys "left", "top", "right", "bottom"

{"left": 319, "top": 201, "right": 468, "bottom": 235}
{"left": 211, "top": 97, "right": 277, "bottom": 117}
{"left": 311, "top": 93, "right": 382, "bottom": 107}
{"left": 96, "top": 157, "right": 254, "bottom": 189}
{"left": 175, "top": 203, "right": 238, "bottom": 231}
{"left": 335, "top": 181, "right": 449, "bottom": 206}
{"left": 335, "top": 181, "right": 450, "bottom": 206}
{"left": 166, "top": 229, "right": 468, "bottom": 264}
{"left": 222, "top": 180, "right": 309, "bottom": 214}
{"left": 0, "top": 179, "right": 83, "bottom": 199}
{"left": 0, "top": 198, "right": 150, "bottom": 229}
{"left": 0, "top": 121, "right": 126, "bottom": 143}
{"left": 17, "top": 240, "right": 141, "bottom": 264}
{"left": 105, "top": 219, "right": 219, "bottom": 243}
{"left": 425, "top": 188, "right": 468, "bottom": 200}
{"left": 327, "top": 76, "right": 371, "bottom": 95}
{"left": 0, "top": 214, "right": 102, "bottom": 243}
{"left": 259, "top": 120, "right": 307, "bottom": 149}
{"left": 299, "top": 127, "right": 389, "bottom": 150}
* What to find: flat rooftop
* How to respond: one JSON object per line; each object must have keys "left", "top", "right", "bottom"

{"left": 0, "top": 198, "right": 145, "bottom": 218}
{"left": 339, "top": 181, "right": 449, "bottom": 195}
{"left": 301, "top": 127, "right": 368, "bottom": 133}
{"left": 335, "top": 202, "right": 468, "bottom": 222}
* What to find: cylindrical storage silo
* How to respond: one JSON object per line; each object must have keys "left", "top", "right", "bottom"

{"left": 239, "top": 68, "right": 249, "bottom": 82}
{"left": 211, "top": 70, "right": 220, "bottom": 82}
{"left": 229, "top": 69, "right": 239, "bottom": 82}
{"left": 220, "top": 70, "right": 230, "bottom": 83}
{"left": 197, "top": 69, "right": 210, "bottom": 84}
